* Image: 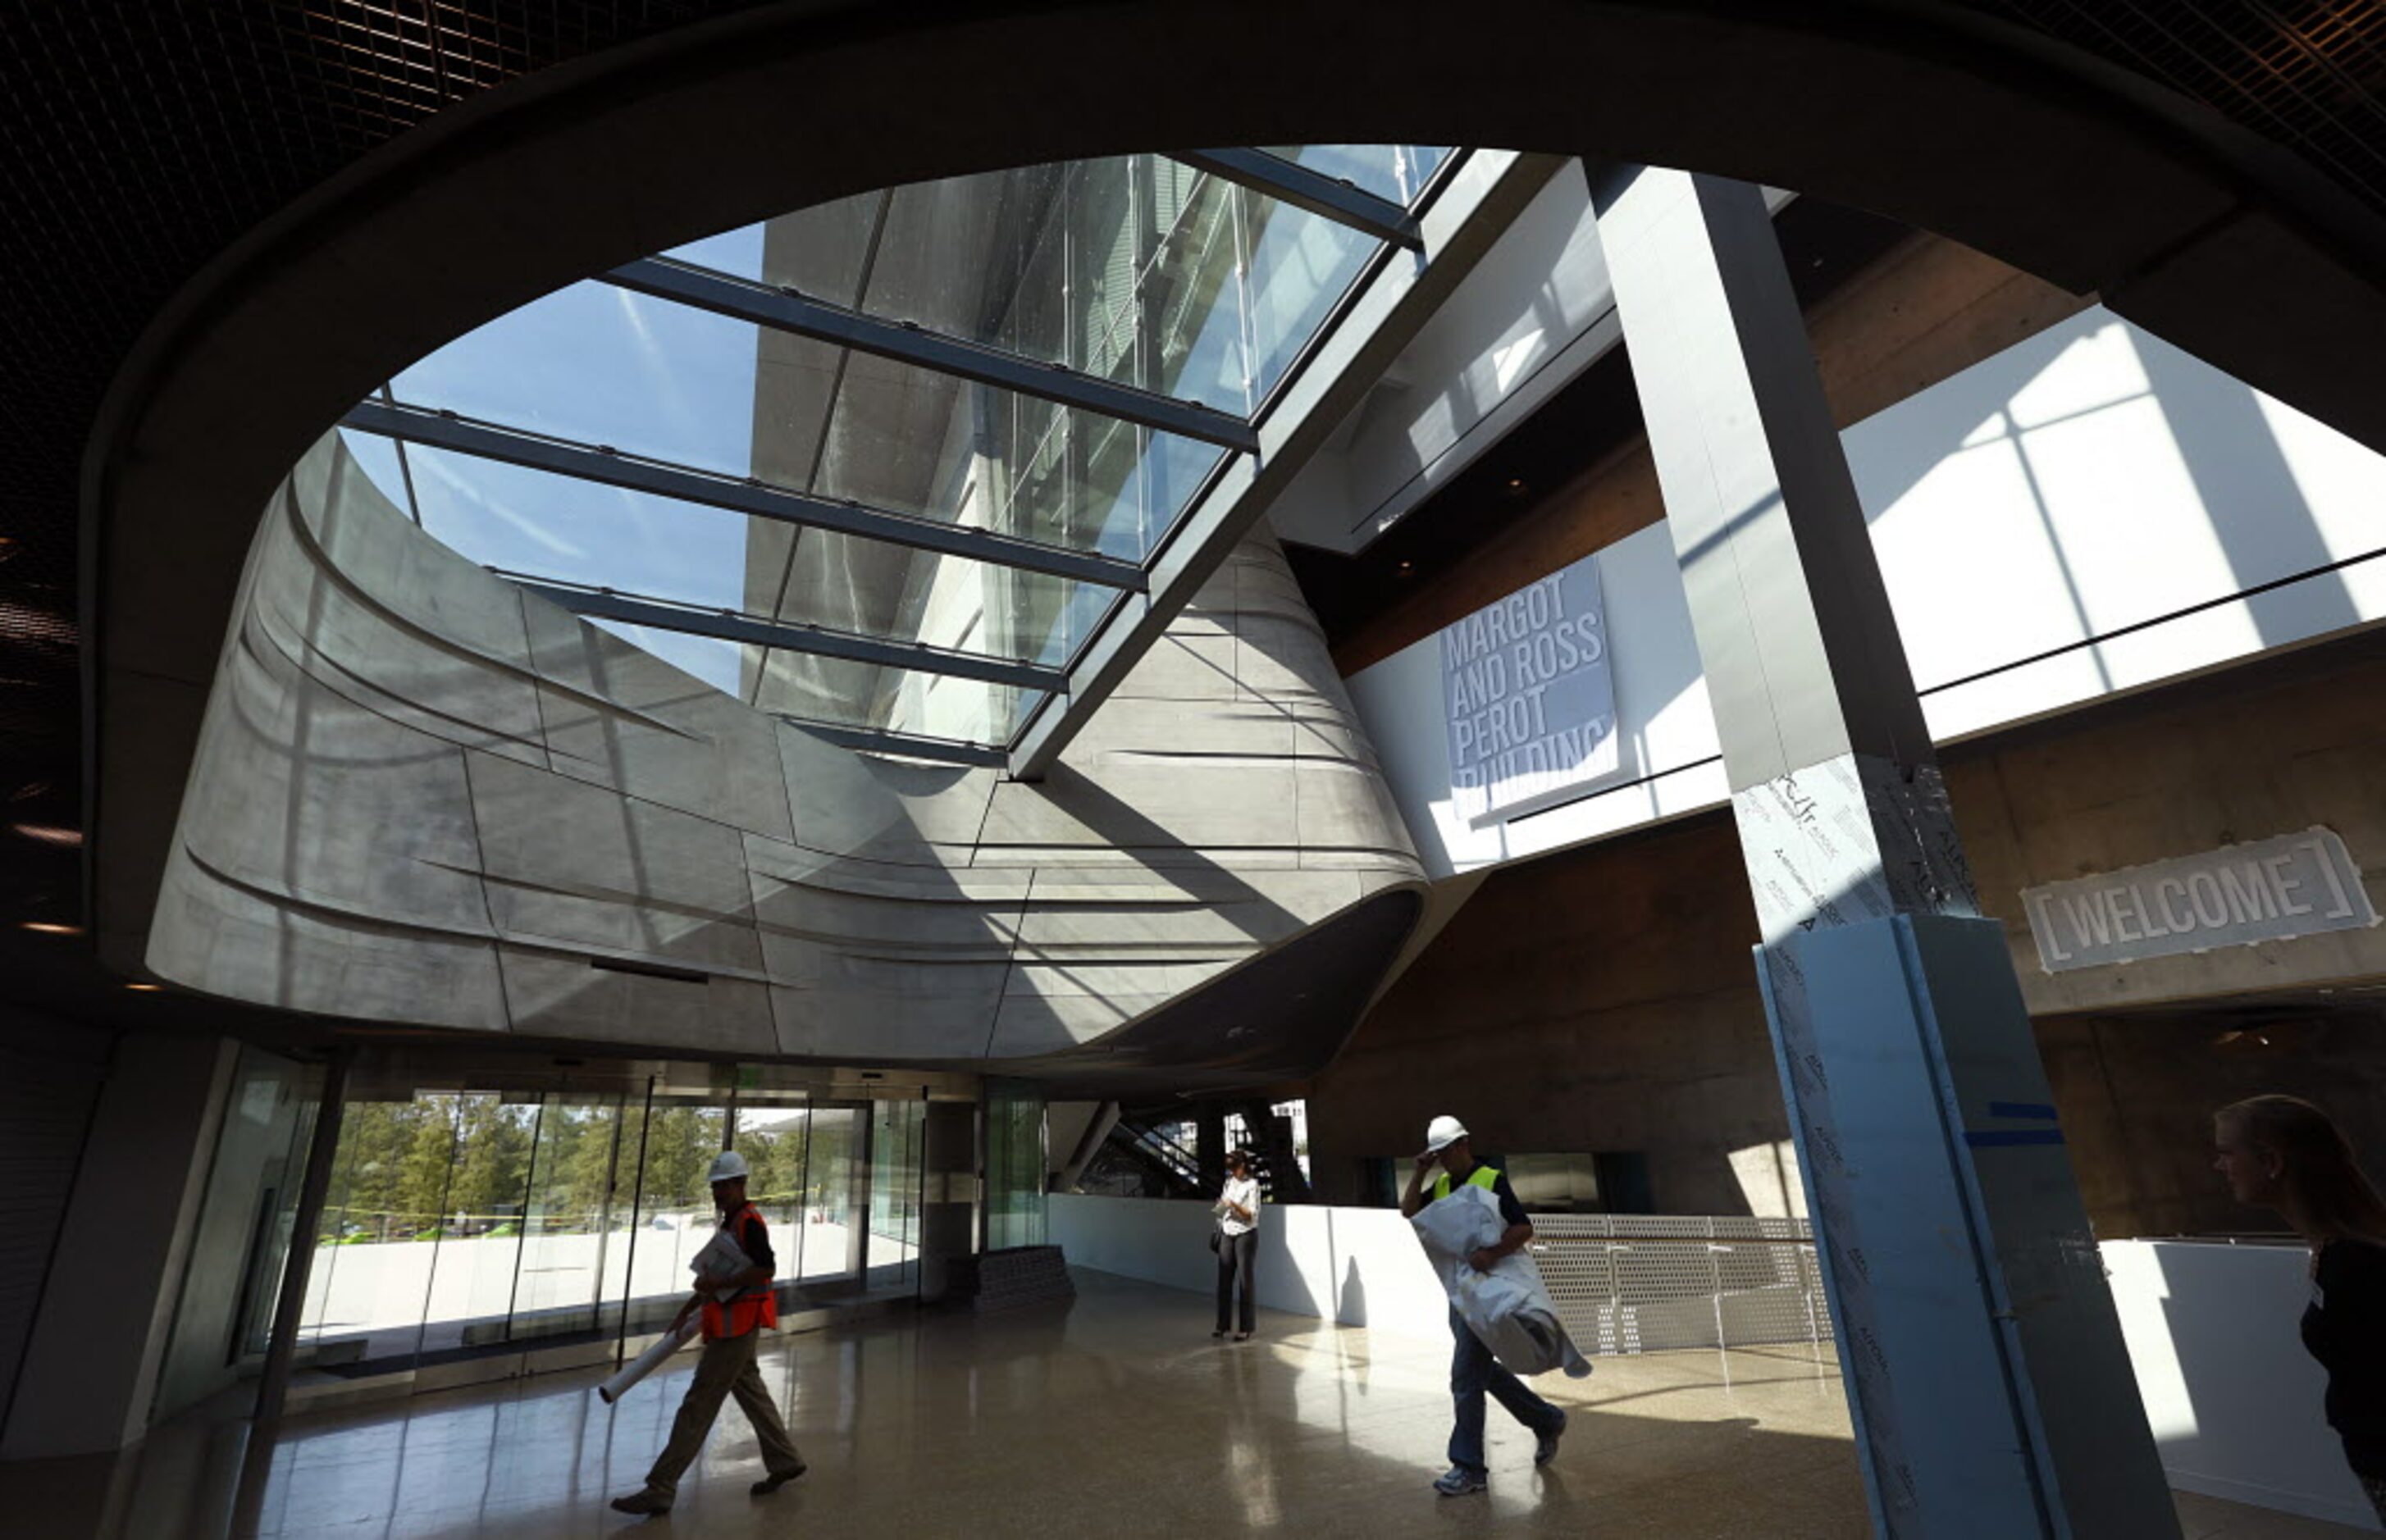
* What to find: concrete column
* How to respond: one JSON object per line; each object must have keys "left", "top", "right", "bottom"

{"left": 916, "top": 1100, "right": 978, "bottom": 1303}
{"left": 1593, "top": 166, "right": 2174, "bottom": 1538}
{"left": 1, "top": 1032, "right": 237, "bottom": 1460}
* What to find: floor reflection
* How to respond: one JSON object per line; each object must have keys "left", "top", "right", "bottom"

{"left": 11, "top": 1269, "right": 2366, "bottom": 1538}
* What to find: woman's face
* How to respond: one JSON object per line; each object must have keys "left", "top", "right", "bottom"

{"left": 2214, "top": 1118, "right": 2283, "bottom": 1207}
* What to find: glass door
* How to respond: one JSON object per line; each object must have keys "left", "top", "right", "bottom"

{"left": 865, "top": 1099, "right": 924, "bottom": 1291}
{"left": 618, "top": 1096, "right": 731, "bottom": 1336}
{"left": 799, "top": 1106, "right": 864, "bottom": 1283}
{"left": 509, "top": 1092, "right": 627, "bottom": 1342}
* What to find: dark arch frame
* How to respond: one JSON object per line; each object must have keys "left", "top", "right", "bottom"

{"left": 83, "top": 0, "right": 2386, "bottom": 967}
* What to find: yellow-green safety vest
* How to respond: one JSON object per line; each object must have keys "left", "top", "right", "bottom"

{"left": 1431, "top": 1164, "right": 1501, "bottom": 1202}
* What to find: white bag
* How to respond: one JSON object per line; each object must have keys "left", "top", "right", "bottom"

{"left": 1410, "top": 1182, "right": 1593, "bottom": 1379}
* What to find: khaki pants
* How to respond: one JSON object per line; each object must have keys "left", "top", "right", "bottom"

{"left": 642, "top": 1328, "right": 804, "bottom": 1498}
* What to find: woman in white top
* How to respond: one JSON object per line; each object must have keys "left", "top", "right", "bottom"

{"left": 1213, "top": 1149, "right": 1261, "bottom": 1342}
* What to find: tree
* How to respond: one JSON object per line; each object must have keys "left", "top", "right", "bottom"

{"left": 448, "top": 1099, "right": 533, "bottom": 1229}
{"left": 560, "top": 1104, "right": 623, "bottom": 1231}
{"left": 396, "top": 1096, "right": 459, "bottom": 1236}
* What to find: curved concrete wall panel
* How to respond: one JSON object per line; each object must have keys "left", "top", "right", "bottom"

{"left": 148, "top": 437, "right": 1422, "bottom": 1073}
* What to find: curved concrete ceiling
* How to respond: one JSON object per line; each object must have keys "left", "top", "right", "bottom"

{"left": 148, "top": 432, "right": 1427, "bottom": 1082}
{"left": 85, "top": 0, "right": 2386, "bottom": 977}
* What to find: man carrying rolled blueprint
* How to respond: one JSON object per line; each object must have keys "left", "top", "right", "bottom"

{"left": 609, "top": 1149, "right": 806, "bottom": 1516}
{"left": 1401, "top": 1114, "right": 1573, "bottom": 1499}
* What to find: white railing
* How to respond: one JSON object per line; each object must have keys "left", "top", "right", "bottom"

{"left": 1531, "top": 1214, "right": 1829, "bottom": 1355}
{"left": 1047, "top": 1194, "right": 1827, "bottom": 1354}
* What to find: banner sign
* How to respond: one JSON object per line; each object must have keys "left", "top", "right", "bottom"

{"left": 1440, "top": 553, "right": 1620, "bottom": 826}
{"left": 2021, "top": 827, "right": 2377, "bottom": 973}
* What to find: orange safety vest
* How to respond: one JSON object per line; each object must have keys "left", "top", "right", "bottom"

{"left": 700, "top": 1202, "right": 780, "bottom": 1341}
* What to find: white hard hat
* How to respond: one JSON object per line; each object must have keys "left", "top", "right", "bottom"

{"left": 1425, "top": 1115, "right": 1469, "bottom": 1153}
{"left": 707, "top": 1150, "right": 750, "bottom": 1183}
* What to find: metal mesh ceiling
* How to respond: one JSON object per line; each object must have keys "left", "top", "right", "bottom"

{"left": 1975, "top": 0, "right": 2386, "bottom": 205}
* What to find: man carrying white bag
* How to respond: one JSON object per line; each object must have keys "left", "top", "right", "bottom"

{"left": 1403, "top": 1115, "right": 1591, "bottom": 1499}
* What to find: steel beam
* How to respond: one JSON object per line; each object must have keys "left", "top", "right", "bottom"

{"left": 1173, "top": 148, "right": 1423, "bottom": 249}
{"left": 340, "top": 399, "right": 1147, "bottom": 591}
{"left": 605, "top": 257, "right": 1259, "bottom": 453}
{"left": 513, "top": 579, "right": 1067, "bottom": 692}
{"left": 777, "top": 717, "right": 1010, "bottom": 768}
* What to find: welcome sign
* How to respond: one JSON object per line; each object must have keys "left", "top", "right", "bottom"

{"left": 1441, "top": 553, "right": 1621, "bottom": 826}
{"left": 2021, "top": 827, "right": 2377, "bottom": 973}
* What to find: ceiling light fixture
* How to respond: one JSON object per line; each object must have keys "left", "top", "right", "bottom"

{"left": 10, "top": 822, "right": 82, "bottom": 848}
{"left": 125, "top": 982, "right": 163, "bottom": 993}
{"left": 20, "top": 920, "right": 82, "bottom": 936}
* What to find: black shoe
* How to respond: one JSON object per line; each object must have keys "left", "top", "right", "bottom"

{"left": 1212, "top": 1328, "right": 1227, "bottom": 1339}
{"left": 1234, "top": 1332, "right": 1252, "bottom": 1342}
{"left": 610, "top": 1490, "right": 671, "bottom": 1515}
{"left": 751, "top": 1463, "right": 806, "bottom": 1496}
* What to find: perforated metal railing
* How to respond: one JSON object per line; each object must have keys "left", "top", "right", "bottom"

{"left": 1527, "top": 1215, "right": 1832, "bottom": 1355}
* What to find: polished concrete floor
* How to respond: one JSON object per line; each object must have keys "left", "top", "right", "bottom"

{"left": 20, "top": 1271, "right": 2375, "bottom": 1538}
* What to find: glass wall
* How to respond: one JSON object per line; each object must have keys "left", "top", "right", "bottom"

{"left": 984, "top": 1078, "right": 1047, "bottom": 1251}
{"left": 509, "top": 1094, "right": 627, "bottom": 1342}
{"left": 619, "top": 1099, "right": 730, "bottom": 1335}
{"left": 152, "top": 1048, "right": 322, "bottom": 1421}
{"left": 865, "top": 1099, "right": 924, "bottom": 1290}
{"left": 293, "top": 1082, "right": 933, "bottom": 1369}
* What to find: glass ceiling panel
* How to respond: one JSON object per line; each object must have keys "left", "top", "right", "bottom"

{"left": 1261, "top": 145, "right": 1453, "bottom": 207}
{"left": 804, "top": 347, "right": 1226, "bottom": 562}
{"left": 391, "top": 280, "right": 759, "bottom": 475}
{"left": 855, "top": 156, "right": 1251, "bottom": 415}
{"left": 660, "top": 188, "right": 882, "bottom": 295}
{"left": 393, "top": 284, "right": 1225, "bottom": 563}
{"left": 370, "top": 146, "right": 1460, "bottom": 751}
{"left": 398, "top": 445, "right": 1106, "bottom": 672}
{"left": 750, "top": 645, "right": 1047, "bottom": 744}
{"left": 1240, "top": 185, "right": 1380, "bottom": 403}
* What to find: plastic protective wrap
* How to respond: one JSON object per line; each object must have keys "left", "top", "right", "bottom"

{"left": 1411, "top": 1182, "right": 1593, "bottom": 1378}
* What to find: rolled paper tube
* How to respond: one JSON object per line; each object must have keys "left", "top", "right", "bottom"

{"left": 597, "top": 1321, "right": 698, "bottom": 1405}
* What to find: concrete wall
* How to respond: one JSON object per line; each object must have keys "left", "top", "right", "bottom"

{"left": 1317, "top": 635, "right": 2386, "bottom": 1236}
{"left": 1306, "top": 815, "right": 1783, "bottom": 1214}
{"left": 146, "top": 435, "right": 1422, "bottom": 1068}
{"left": 2028, "top": 1005, "right": 2386, "bottom": 1241}
{"left": 1947, "top": 639, "right": 2386, "bottom": 1017}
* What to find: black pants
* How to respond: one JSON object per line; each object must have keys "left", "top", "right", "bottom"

{"left": 1215, "top": 1230, "right": 1256, "bottom": 1333}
